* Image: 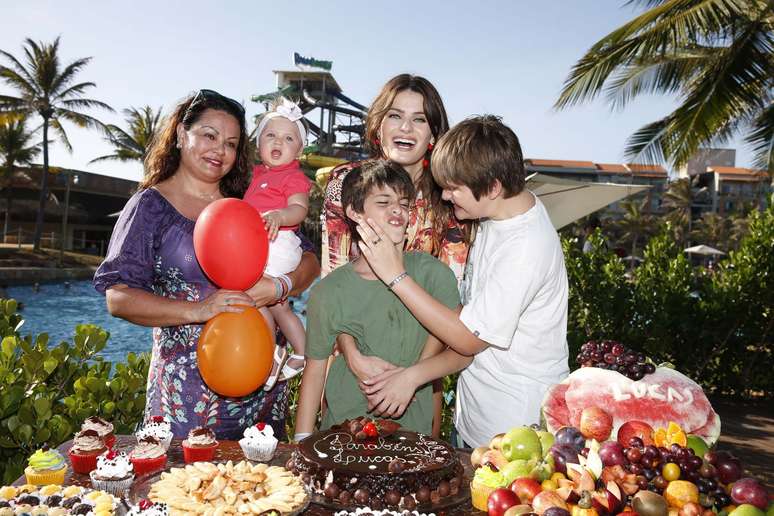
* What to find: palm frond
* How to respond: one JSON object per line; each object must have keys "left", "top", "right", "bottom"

{"left": 50, "top": 57, "right": 93, "bottom": 94}
{"left": 744, "top": 101, "right": 774, "bottom": 174}
{"left": 0, "top": 48, "right": 40, "bottom": 96}
{"left": 623, "top": 117, "right": 671, "bottom": 164}
{"left": 49, "top": 118, "right": 72, "bottom": 152}
{"left": 59, "top": 97, "right": 114, "bottom": 113}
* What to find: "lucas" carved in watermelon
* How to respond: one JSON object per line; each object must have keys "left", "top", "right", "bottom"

{"left": 541, "top": 366, "right": 721, "bottom": 446}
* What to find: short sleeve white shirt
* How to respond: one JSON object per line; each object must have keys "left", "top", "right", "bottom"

{"left": 456, "top": 194, "right": 569, "bottom": 447}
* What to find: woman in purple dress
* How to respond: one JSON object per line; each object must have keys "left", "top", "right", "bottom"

{"left": 94, "top": 90, "right": 320, "bottom": 440}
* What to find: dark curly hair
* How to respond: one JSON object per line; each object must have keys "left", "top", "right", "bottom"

{"left": 142, "top": 90, "right": 251, "bottom": 197}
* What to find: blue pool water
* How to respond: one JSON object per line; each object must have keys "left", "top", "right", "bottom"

{"left": 5, "top": 280, "right": 311, "bottom": 366}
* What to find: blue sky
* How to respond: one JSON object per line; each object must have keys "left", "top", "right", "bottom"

{"left": 1, "top": 0, "right": 753, "bottom": 181}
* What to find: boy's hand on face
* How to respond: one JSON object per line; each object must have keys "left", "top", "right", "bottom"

{"left": 356, "top": 218, "right": 405, "bottom": 284}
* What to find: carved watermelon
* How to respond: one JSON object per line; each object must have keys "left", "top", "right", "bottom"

{"left": 541, "top": 367, "right": 721, "bottom": 446}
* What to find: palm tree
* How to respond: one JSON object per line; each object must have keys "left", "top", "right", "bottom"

{"left": 554, "top": 0, "right": 774, "bottom": 173}
{"left": 0, "top": 37, "right": 112, "bottom": 250}
{"left": 0, "top": 117, "right": 40, "bottom": 239}
{"left": 613, "top": 197, "right": 654, "bottom": 258}
{"left": 691, "top": 211, "right": 730, "bottom": 249}
{"left": 662, "top": 178, "right": 694, "bottom": 245}
{"left": 90, "top": 105, "right": 162, "bottom": 165}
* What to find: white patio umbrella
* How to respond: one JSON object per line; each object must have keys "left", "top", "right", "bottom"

{"left": 527, "top": 173, "right": 651, "bottom": 229}
{"left": 684, "top": 244, "right": 727, "bottom": 256}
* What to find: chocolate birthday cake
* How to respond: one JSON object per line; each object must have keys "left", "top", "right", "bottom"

{"left": 289, "top": 418, "right": 464, "bottom": 511}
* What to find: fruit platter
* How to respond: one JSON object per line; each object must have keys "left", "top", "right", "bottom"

{"left": 468, "top": 340, "right": 771, "bottom": 516}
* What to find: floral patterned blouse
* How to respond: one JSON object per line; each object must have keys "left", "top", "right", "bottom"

{"left": 322, "top": 163, "right": 469, "bottom": 283}
{"left": 94, "top": 188, "right": 309, "bottom": 440}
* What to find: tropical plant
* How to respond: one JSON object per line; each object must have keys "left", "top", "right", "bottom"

{"left": 611, "top": 197, "right": 655, "bottom": 257}
{"left": 691, "top": 211, "right": 731, "bottom": 248}
{"left": 662, "top": 178, "right": 695, "bottom": 245}
{"left": 0, "top": 37, "right": 112, "bottom": 250}
{"left": 90, "top": 105, "right": 162, "bottom": 165}
{"left": 0, "top": 117, "right": 40, "bottom": 238}
{"left": 554, "top": 0, "right": 774, "bottom": 173}
{"left": 0, "top": 299, "right": 149, "bottom": 483}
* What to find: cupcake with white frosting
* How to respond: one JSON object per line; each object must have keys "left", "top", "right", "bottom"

{"left": 239, "top": 422, "right": 278, "bottom": 462}
{"left": 89, "top": 449, "right": 134, "bottom": 496}
{"left": 136, "top": 416, "right": 173, "bottom": 451}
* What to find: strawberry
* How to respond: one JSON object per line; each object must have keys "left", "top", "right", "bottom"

{"left": 151, "top": 415, "right": 164, "bottom": 423}
{"left": 139, "top": 499, "right": 152, "bottom": 510}
{"left": 105, "top": 449, "right": 118, "bottom": 460}
{"left": 256, "top": 422, "right": 266, "bottom": 431}
{"left": 363, "top": 422, "right": 378, "bottom": 438}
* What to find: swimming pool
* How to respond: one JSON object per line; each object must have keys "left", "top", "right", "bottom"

{"left": 5, "top": 280, "right": 311, "bottom": 366}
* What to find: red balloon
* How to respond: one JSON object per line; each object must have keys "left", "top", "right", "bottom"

{"left": 197, "top": 306, "right": 274, "bottom": 397}
{"left": 193, "top": 198, "right": 269, "bottom": 290}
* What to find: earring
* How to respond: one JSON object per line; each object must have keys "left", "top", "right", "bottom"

{"left": 428, "top": 142, "right": 434, "bottom": 151}
{"left": 422, "top": 158, "right": 430, "bottom": 169}
{"left": 176, "top": 140, "right": 182, "bottom": 149}
{"left": 373, "top": 137, "right": 380, "bottom": 146}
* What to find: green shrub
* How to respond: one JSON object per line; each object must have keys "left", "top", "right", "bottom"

{"left": 0, "top": 300, "right": 149, "bottom": 484}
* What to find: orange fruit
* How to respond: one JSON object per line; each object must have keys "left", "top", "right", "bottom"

{"left": 654, "top": 422, "right": 687, "bottom": 448}
{"left": 664, "top": 480, "right": 699, "bottom": 509}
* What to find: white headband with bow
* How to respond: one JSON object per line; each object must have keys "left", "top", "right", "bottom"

{"left": 256, "top": 98, "right": 307, "bottom": 144}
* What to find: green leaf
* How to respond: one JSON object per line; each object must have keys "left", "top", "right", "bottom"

{"left": 101, "top": 401, "right": 115, "bottom": 416}
{"left": 35, "top": 427, "right": 50, "bottom": 443}
{"left": 33, "top": 398, "right": 51, "bottom": 417}
{"left": 5, "top": 415, "right": 20, "bottom": 433}
{"left": 43, "top": 357, "right": 58, "bottom": 374}
{"left": 1, "top": 336, "right": 15, "bottom": 359}
{"left": 85, "top": 377, "right": 103, "bottom": 393}
{"left": 15, "top": 424, "right": 32, "bottom": 443}
{"left": 3, "top": 300, "right": 17, "bottom": 316}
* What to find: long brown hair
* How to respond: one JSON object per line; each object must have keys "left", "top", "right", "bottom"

{"left": 142, "top": 90, "right": 251, "bottom": 197}
{"left": 364, "top": 74, "right": 468, "bottom": 253}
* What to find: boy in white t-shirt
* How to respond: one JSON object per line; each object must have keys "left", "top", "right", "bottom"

{"left": 356, "top": 115, "right": 569, "bottom": 447}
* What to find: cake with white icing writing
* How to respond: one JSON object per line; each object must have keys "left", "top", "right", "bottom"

{"left": 288, "top": 418, "right": 463, "bottom": 511}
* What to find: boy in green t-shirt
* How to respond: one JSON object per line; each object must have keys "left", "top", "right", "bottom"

{"left": 295, "top": 160, "right": 460, "bottom": 438}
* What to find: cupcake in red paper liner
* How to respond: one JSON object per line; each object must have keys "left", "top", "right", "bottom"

{"left": 24, "top": 445, "right": 67, "bottom": 485}
{"left": 136, "top": 415, "right": 173, "bottom": 451}
{"left": 239, "top": 422, "right": 278, "bottom": 462}
{"left": 129, "top": 436, "right": 168, "bottom": 476}
{"left": 89, "top": 449, "right": 135, "bottom": 496}
{"left": 181, "top": 426, "right": 218, "bottom": 463}
{"left": 68, "top": 429, "right": 108, "bottom": 474}
{"left": 81, "top": 415, "right": 116, "bottom": 448}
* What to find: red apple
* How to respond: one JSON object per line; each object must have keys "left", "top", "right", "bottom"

{"left": 488, "top": 488, "right": 520, "bottom": 516}
{"left": 730, "top": 478, "right": 769, "bottom": 510}
{"left": 616, "top": 420, "right": 654, "bottom": 447}
{"left": 510, "top": 477, "right": 543, "bottom": 504}
{"left": 580, "top": 407, "right": 614, "bottom": 441}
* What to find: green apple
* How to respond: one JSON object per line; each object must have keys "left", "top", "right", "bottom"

{"left": 501, "top": 459, "right": 534, "bottom": 484}
{"left": 501, "top": 426, "right": 543, "bottom": 462}
{"left": 536, "top": 430, "right": 555, "bottom": 458}
{"left": 686, "top": 435, "right": 709, "bottom": 458}
{"left": 729, "top": 505, "right": 766, "bottom": 516}
{"left": 529, "top": 457, "right": 555, "bottom": 482}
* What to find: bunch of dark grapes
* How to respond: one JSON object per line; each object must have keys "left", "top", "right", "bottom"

{"left": 622, "top": 438, "right": 732, "bottom": 509}
{"left": 576, "top": 340, "right": 655, "bottom": 380}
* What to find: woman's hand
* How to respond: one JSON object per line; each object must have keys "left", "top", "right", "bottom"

{"left": 192, "top": 289, "right": 255, "bottom": 323}
{"left": 356, "top": 218, "right": 406, "bottom": 285}
{"left": 348, "top": 352, "right": 397, "bottom": 382}
{"left": 246, "top": 276, "right": 279, "bottom": 308}
{"left": 262, "top": 210, "right": 283, "bottom": 241}
{"left": 360, "top": 367, "right": 418, "bottom": 419}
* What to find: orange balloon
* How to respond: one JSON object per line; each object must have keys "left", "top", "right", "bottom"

{"left": 197, "top": 306, "right": 274, "bottom": 397}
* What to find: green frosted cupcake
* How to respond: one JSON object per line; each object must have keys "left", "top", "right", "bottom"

{"left": 24, "top": 445, "right": 67, "bottom": 485}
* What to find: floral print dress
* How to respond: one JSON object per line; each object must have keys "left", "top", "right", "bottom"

{"left": 322, "top": 163, "right": 469, "bottom": 282}
{"left": 94, "top": 188, "right": 305, "bottom": 440}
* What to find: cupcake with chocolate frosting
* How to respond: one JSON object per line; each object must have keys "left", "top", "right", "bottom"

{"left": 68, "top": 429, "right": 107, "bottom": 474}
{"left": 89, "top": 449, "right": 134, "bottom": 496}
{"left": 181, "top": 426, "right": 218, "bottom": 463}
{"left": 80, "top": 416, "right": 115, "bottom": 448}
{"left": 129, "top": 436, "right": 167, "bottom": 476}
